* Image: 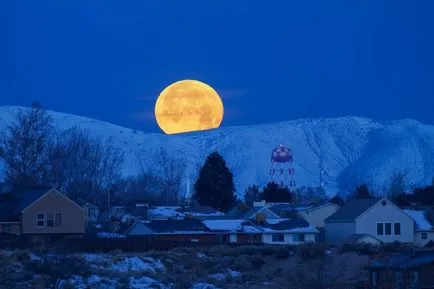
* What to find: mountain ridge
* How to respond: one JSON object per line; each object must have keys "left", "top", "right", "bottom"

{"left": 1, "top": 105, "right": 433, "bottom": 197}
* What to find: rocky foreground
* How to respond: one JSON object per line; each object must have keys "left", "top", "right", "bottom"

{"left": 0, "top": 245, "right": 370, "bottom": 289}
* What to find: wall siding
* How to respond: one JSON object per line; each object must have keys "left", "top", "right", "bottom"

{"left": 325, "top": 221, "right": 356, "bottom": 245}
{"left": 21, "top": 190, "right": 85, "bottom": 234}
{"left": 262, "top": 233, "right": 316, "bottom": 245}
{"left": 414, "top": 231, "right": 434, "bottom": 246}
{"left": 356, "top": 199, "right": 414, "bottom": 243}
{"left": 299, "top": 204, "right": 340, "bottom": 227}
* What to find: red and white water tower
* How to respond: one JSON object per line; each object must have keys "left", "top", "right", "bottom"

{"left": 269, "top": 144, "right": 296, "bottom": 188}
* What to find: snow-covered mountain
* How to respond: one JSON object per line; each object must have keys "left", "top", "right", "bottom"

{"left": 1, "top": 106, "right": 434, "bottom": 197}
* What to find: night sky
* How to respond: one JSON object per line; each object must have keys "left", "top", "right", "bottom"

{"left": 1, "top": 1, "right": 433, "bottom": 132}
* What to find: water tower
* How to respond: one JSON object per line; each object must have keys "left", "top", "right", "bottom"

{"left": 269, "top": 144, "right": 296, "bottom": 188}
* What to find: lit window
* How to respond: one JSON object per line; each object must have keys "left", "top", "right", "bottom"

{"left": 377, "top": 223, "right": 384, "bottom": 235}
{"left": 394, "top": 223, "right": 401, "bottom": 235}
{"left": 47, "top": 213, "right": 54, "bottom": 227}
{"left": 37, "top": 213, "right": 45, "bottom": 227}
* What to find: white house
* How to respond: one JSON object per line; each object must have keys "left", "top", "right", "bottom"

{"left": 325, "top": 197, "right": 415, "bottom": 245}
{"left": 403, "top": 209, "right": 434, "bottom": 247}
{"left": 203, "top": 218, "right": 318, "bottom": 245}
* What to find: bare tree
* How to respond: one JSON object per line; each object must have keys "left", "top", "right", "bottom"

{"left": 388, "top": 169, "right": 408, "bottom": 199}
{"left": 0, "top": 103, "right": 53, "bottom": 188}
{"left": 46, "top": 127, "right": 124, "bottom": 203}
{"left": 152, "top": 148, "right": 186, "bottom": 205}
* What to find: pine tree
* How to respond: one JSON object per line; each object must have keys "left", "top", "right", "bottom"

{"left": 260, "top": 182, "right": 292, "bottom": 203}
{"left": 193, "top": 151, "right": 236, "bottom": 212}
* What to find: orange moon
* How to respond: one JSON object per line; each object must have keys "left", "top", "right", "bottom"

{"left": 155, "top": 80, "right": 224, "bottom": 134}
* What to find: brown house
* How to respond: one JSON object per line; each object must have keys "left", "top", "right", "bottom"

{"left": 0, "top": 188, "right": 86, "bottom": 240}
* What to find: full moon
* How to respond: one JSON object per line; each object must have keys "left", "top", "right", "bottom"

{"left": 155, "top": 80, "right": 224, "bottom": 134}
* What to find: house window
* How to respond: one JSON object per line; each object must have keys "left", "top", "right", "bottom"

{"left": 248, "top": 234, "right": 262, "bottom": 243}
{"left": 293, "top": 234, "right": 305, "bottom": 242}
{"left": 421, "top": 232, "right": 427, "bottom": 240}
{"left": 385, "top": 223, "right": 392, "bottom": 235}
{"left": 37, "top": 213, "right": 45, "bottom": 227}
{"left": 47, "top": 213, "right": 54, "bottom": 227}
{"left": 377, "top": 223, "right": 384, "bottom": 235}
{"left": 55, "top": 213, "right": 62, "bottom": 227}
{"left": 394, "top": 223, "right": 401, "bottom": 235}
{"left": 272, "top": 234, "right": 284, "bottom": 242}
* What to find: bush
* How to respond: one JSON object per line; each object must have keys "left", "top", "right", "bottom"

{"left": 356, "top": 243, "right": 379, "bottom": 255}
{"left": 338, "top": 243, "right": 355, "bottom": 253}
{"left": 297, "top": 243, "right": 327, "bottom": 260}
{"left": 251, "top": 254, "right": 265, "bottom": 269}
{"left": 275, "top": 247, "right": 290, "bottom": 259}
{"left": 240, "top": 246, "right": 259, "bottom": 256}
{"left": 233, "top": 255, "right": 253, "bottom": 271}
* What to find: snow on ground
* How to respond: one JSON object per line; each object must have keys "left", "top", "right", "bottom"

{"left": 80, "top": 253, "right": 165, "bottom": 273}
{"left": 129, "top": 276, "right": 168, "bottom": 289}
{"left": 403, "top": 209, "right": 433, "bottom": 230}
{"left": 111, "top": 256, "right": 165, "bottom": 273}
{"left": 97, "top": 232, "right": 127, "bottom": 238}
{"left": 192, "top": 282, "right": 219, "bottom": 289}
{"left": 210, "top": 269, "right": 241, "bottom": 281}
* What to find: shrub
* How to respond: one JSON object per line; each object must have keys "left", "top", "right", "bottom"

{"left": 11, "top": 250, "right": 31, "bottom": 262}
{"left": 233, "top": 255, "right": 253, "bottom": 271}
{"left": 251, "top": 254, "right": 266, "bottom": 269}
{"left": 297, "top": 243, "right": 327, "bottom": 260}
{"left": 260, "top": 246, "right": 276, "bottom": 256}
{"left": 240, "top": 246, "right": 259, "bottom": 256}
{"left": 275, "top": 247, "right": 290, "bottom": 259}
{"left": 338, "top": 243, "right": 355, "bottom": 253}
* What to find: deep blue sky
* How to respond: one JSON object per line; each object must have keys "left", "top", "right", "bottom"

{"left": 1, "top": 1, "right": 433, "bottom": 132}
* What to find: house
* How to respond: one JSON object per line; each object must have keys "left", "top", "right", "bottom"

{"left": 367, "top": 249, "right": 434, "bottom": 289}
{"left": 252, "top": 218, "right": 318, "bottom": 245}
{"left": 125, "top": 219, "right": 222, "bottom": 243}
{"left": 147, "top": 206, "right": 185, "bottom": 220}
{"left": 203, "top": 218, "right": 318, "bottom": 245}
{"left": 403, "top": 208, "right": 434, "bottom": 247}
{"left": 180, "top": 205, "right": 225, "bottom": 220}
{"left": 325, "top": 197, "right": 415, "bottom": 245}
{"left": 202, "top": 219, "right": 263, "bottom": 244}
{"left": 75, "top": 199, "right": 100, "bottom": 224}
{"left": 269, "top": 202, "right": 340, "bottom": 227}
{"left": 0, "top": 188, "right": 86, "bottom": 240}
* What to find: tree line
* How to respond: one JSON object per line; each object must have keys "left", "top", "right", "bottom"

{"left": 2, "top": 103, "right": 433, "bottom": 213}
{"left": 0, "top": 103, "right": 188, "bottom": 210}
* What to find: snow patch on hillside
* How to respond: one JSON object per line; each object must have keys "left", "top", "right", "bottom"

{"left": 1, "top": 106, "right": 434, "bottom": 197}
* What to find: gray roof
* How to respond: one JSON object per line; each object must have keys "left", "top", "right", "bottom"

{"left": 145, "top": 219, "right": 212, "bottom": 234}
{"left": 252, "top": 218, "right": 310, "bottom": 231}
{"left": 325, "top": 198, "right": 380, "bottom": 222}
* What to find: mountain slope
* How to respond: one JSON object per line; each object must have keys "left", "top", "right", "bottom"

{"left": 1, "top": 106, "right": 434, "bottom": 197}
